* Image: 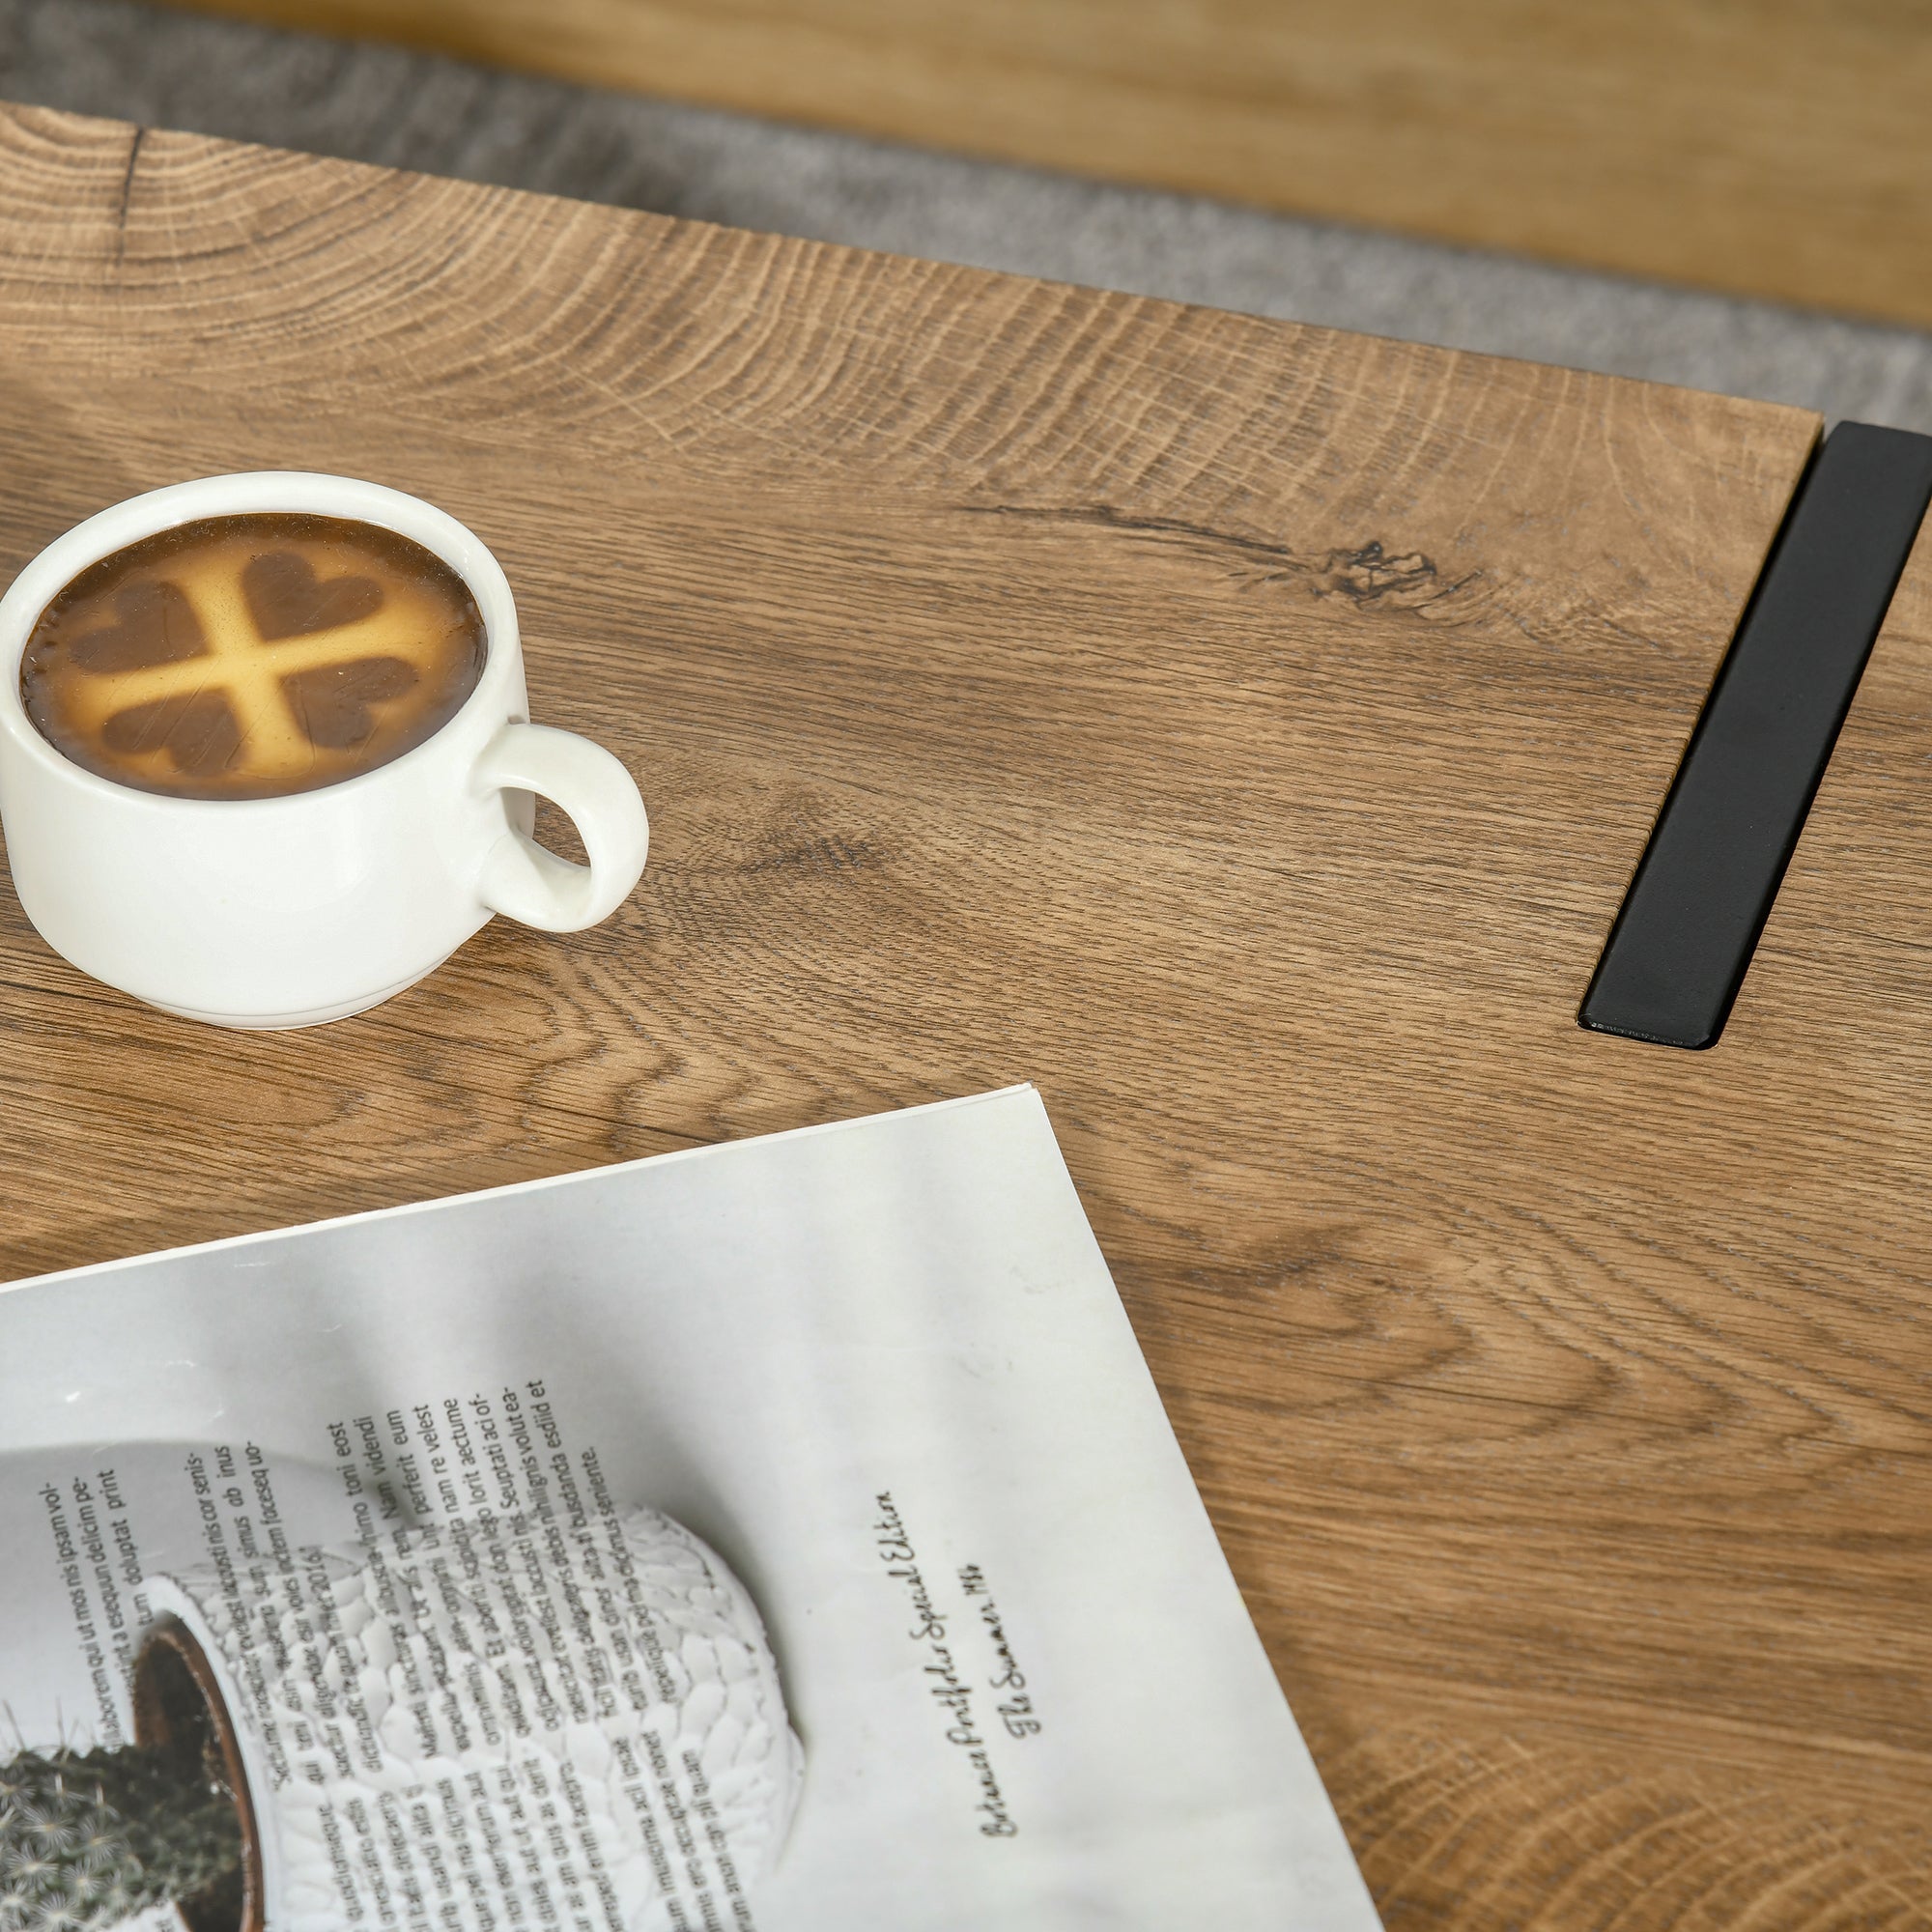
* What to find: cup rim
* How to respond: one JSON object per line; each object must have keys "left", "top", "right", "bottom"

{"left": 0, "top": 470, "right": 523, "bottom": 812}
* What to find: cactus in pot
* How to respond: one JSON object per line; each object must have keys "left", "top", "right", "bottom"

{"left": 0, "top": 1742, "right": 241, "bottom": 1932}
{"left": 148, "top": 1502, "right": 802, "bottom": 1931}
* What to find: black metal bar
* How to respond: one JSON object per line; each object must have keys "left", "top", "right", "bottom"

{"left": 1579, "top": 421, "right": 1932, "bottom": 1050}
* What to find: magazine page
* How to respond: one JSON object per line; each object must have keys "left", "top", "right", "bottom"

{"left": 0, "top": 1085, "right": 1379, "bottom": 1930}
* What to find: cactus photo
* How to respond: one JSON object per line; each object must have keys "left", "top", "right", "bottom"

{"left": 1, "top": 1703, "right": 242, "bottom": 1932}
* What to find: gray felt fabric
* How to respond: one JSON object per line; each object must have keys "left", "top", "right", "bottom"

{"left": 4, "top": 0, "right": 1931, "bottom": 431}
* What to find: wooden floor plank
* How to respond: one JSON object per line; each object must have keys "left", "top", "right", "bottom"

{"left": 160, "top": 0, "right": 1932, "bottom": 326}
{"left": 5, "top": 104, "right": 1918, "bottom": 1928}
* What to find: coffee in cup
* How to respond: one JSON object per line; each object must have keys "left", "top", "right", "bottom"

{"left": 0, "top": 472, "right": 650, "bottom": 1029}
{"left": 20, "top": 513, "right": 487, "bottom": 801}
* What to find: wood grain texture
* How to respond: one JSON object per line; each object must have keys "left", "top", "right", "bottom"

{"left": 161, "top": 0, "right": 1932, "bottom": 327}
{"left": 1, "top": 102, "right": 1922, "bottom": 1927}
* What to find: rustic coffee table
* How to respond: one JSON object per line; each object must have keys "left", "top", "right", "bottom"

{"left": 1, "top": 103, "right": 1925, "bottom": 1929}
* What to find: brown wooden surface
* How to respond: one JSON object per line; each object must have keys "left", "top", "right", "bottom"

{"left": 0, "top": 102, "right": 1924, "bottom": 1927}
{"left": 166, "top": 0, "right": 1932, "bottom": 327}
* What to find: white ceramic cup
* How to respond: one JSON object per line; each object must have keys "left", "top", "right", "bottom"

{"left": 0, "top": 471, "right": 650, "bottom": 1029}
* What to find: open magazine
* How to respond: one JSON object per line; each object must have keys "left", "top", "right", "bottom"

{"left": 0, "top": 1085, "right": 1380, "bottom": 1930}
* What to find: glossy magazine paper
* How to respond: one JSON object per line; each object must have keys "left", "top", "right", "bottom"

{"left": 0, "top": 1086, "right": 1379, "bottom": 1930}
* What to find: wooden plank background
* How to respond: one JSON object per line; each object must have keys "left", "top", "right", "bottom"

{"left": 4, "top": 101, "right": 1930, "bottom": 1927}
{"left": 160, "top": 0, "right": 1932, "bottom": 327}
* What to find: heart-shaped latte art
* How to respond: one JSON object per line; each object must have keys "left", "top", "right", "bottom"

{"left": 100, "top": 691, "right": 242, "bottom": 776}
{"left": 70, "top": 581, "right": 208, "bottom": 673}
{"left": 242, "top": 550, "right": 384, "bottom": 641}
{"left": 281, "top": 657, "right": 420, "bottom": 750}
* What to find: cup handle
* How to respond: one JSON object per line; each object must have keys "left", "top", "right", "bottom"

{"left": 473, "top": 722, "right": 650, "bottom": 932}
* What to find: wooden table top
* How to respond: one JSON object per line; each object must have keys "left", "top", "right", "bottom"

{"left": 1, "top": 101, "right": 1925, "bottom": 1929}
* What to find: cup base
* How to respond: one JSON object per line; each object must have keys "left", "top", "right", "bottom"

{"left": 146, "top": 960, "right": 450, "bottom": 1031}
